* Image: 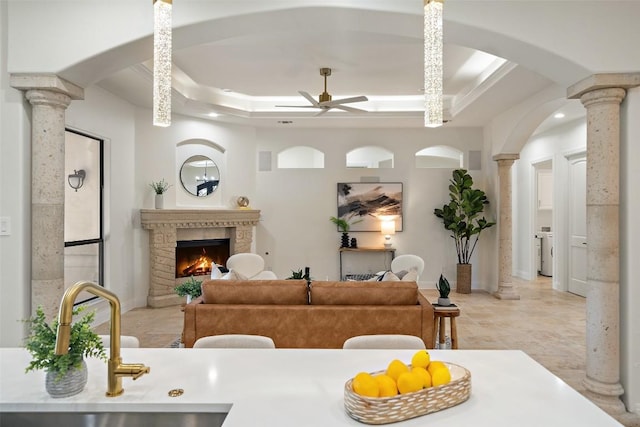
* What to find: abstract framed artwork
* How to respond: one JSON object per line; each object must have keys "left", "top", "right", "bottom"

{"left": 336, "top": 182, "right": 403, "bottom": 232}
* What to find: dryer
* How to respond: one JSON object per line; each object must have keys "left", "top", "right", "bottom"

{"left": 540, "top": 232, "right": 553, "bottom": 277}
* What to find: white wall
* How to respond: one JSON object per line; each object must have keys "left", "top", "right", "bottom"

{"left": 0, "top": 1, "right": 31, "bottom": 347}
{"left": 252, "top": 126, "right": 487, "bottom": 288}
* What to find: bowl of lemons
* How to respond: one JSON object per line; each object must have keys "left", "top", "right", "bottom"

{"left": 344, "top": 350, "right": 471, "bottom": 424}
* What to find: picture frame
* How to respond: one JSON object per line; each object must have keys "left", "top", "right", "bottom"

{"left": 336, "top": 182, "right": 403, "bottom": 232}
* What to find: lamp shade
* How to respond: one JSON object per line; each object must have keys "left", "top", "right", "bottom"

{"left": 381, "top": 220, "right": 396, "bottom": 236}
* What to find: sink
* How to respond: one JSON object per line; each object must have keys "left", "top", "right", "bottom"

{"left": 0, "top": 411, "right": 227, "bottom": 427}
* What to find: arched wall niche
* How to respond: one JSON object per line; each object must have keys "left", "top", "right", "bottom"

{"left": 347, "top": 146, "right": 393, "bottom": 169}
{"left": 277, "top": 146, "right": 325, "bottom": 169}
{"left": 415, "top": 145, "right": 463, "bottom": 169}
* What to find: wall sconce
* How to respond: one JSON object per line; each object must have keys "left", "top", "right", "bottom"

{"left": 380, "top": 219, "right": 396, "bottom": 248}
{"left": 68, "top": 169, "right": 86, "bottom": 192}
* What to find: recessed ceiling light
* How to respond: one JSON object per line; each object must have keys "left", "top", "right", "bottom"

{"left": 222, "top": 88, "right": 233, "bottom": 93}
{"left": 554, "top": 113, "right": 565, "bottom": 119}
{"left": 208, "top": 112, "right": 219, "bottom": 118}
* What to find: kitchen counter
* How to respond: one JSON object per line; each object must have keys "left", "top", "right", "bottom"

{"left": 0, "top": 348, "right": 622, "bottom": 426}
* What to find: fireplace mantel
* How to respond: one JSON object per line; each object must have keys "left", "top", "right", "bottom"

{"left": 140, "top": 209, "right": 261, "bottom": 307}
{"left": 140, "top": 209, "right": 260, "bottom": 229}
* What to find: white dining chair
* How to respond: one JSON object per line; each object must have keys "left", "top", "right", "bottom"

{"left": 342, "top": 334, "right": 426, "bottom": 350}
{"left": 98, "top": 334, "right": 140, "bottom": 348}
{"left": 390, "top": 254, "right": 425, "bottom": 280}
{"left": 193, "top": 334, "right": 276, "bottom": 349}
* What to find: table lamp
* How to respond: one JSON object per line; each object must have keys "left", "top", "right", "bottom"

{"left": 380, "top": 219, "right": 396, "bottom": 248}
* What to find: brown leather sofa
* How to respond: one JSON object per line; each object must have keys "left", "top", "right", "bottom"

{"left": 182, "top": 279, "right": 435, "bottom": 348}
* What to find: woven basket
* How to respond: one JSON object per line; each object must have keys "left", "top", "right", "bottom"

{"left": 344, "top": 362, "right": 471, "bottom": 425}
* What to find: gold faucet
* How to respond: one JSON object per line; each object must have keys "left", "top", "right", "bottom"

{"left": 54, "top": 281, "right": 150, "bottom": 397}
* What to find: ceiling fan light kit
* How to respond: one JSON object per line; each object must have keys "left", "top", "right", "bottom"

{"left": 276, "top": 68, "right": 368, "bottom": 115}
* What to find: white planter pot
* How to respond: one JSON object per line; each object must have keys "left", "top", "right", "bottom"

{"left": 155, "top": 194, "right": 164, "bottom": 209}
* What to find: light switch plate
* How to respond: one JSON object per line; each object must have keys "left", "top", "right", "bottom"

{"left": 0, "top": 217, "right": 10, "bottom": 235}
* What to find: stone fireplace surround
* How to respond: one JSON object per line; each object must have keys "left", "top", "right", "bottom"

{"left": 140, "top": 209, "right": 260, "bottom": 307}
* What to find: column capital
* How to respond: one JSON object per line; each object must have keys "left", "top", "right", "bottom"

{"left": 567, "top": 72, "right": 640, "bottom": 100}
{"left": 492, "top": 153, "right": 519, "bottom": 162}
{"left": 9, "top": 74, "right": 84, "bottom": 100}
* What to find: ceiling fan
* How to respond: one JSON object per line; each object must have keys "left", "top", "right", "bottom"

{"left": 276, "top": 68, "right": 368, "bottom": 115}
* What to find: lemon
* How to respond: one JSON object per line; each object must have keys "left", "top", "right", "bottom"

{"left": 411, "top": 350, "right": 431, "bottom": 369}
{"left": 411, "top": 366, "right": 432, "bottom": 388}
{"left": 431, "top": 365, "right": 452, "bottom": 387}
{"left": 396, "top": 371, "right": 423, "bottom": 394}
{"left": 427, "top": 361, "right": 447, "bottom": 376}
{"left": 386, "top": 359, "right": 409, "bottom": 381}
{"left": 352, "top": 372, "right": 379, "bottom": 397}
{"left": 374, "top": 374, "right": 398, "bottom": 397}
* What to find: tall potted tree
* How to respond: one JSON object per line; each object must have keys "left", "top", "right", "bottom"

{"left": 434, "top": 169, "right": 495, "bottom": 293}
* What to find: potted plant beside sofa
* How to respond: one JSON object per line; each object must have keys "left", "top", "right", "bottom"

{"left": 434, "top": 169, "right": 495, "bottom": 294}
{"left": 174, "top": 276, "right": 203, "bottom": 303}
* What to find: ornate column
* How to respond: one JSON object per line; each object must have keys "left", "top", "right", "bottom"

{"left": 493, "top": 154, "right": 520, "bottom": 300}
{"left": 568, "top": 73, "right": 640, "bottom": 416}
{"left": 10, "top": 75, "right": 84, "bottom": 320}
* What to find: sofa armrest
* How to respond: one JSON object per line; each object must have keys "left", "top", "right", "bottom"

{"left": 183, "top": 298, "right": 203, "bottom": 347}
{"left": 417, "top": 293, "right": 435, "bottom": 348}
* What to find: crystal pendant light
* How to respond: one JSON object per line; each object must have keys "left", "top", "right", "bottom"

{"left": 424, "top": 0, "right": 443, "bottom": 128}
{"left": 153, "top": 0, "right": 172, "bottom": 127}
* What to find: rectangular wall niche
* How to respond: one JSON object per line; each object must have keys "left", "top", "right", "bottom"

{"left": 175, "top": 238, "right": 230, "bottom": 278}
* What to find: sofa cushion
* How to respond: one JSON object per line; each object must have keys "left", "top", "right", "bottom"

{"left": 311, "top": 281, "right": 418, "bottom": 305}
{"left": 201, "top": 279, "right": 308, "bottom": 305}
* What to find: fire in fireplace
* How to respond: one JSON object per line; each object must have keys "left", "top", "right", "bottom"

{"left": 175, "top": 239, "right": 230, "bottom": 278}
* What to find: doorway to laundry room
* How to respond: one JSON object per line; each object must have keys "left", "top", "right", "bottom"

{"left": 533, "top": 160, "right": 553, "bottom": 281}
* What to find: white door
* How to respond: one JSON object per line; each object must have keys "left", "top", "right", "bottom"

{"left": 568, "top": 155, "right": 587, "bottom": 297}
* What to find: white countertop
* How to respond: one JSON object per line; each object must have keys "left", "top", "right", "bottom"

{"left": 0, "top": 348, "right": 622, "bottom": 426}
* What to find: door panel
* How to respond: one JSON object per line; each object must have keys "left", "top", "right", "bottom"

{"left": 568, "top": 155, "right": 587, "bottom": 297}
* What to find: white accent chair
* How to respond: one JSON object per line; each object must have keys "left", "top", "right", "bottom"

{"left": 391, "top": 254, "right": 425, "bottom": 280}
{"left": 193, "top": 334, "right": 276, "bottom": 349}
{"left": 98, "top": 335, "right": 140, "bottom": 348}
{"left": 224, "top": 253, "right": 277, "bottom": 280}
{"left": 342, "top": 334, "right": 426, "bottom": 350}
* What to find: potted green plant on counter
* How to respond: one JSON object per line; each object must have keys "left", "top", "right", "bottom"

{"left": 434, "top": 169, "right": 495, "bottom": 294}
{"left": 24, "top": 305, "right": 107, "bottom": 398}
{"left": 174, "top": 276, "right": 203, "bottom": 303}
{"left": 150, "top": 178, "right": 171, "bottom": 209}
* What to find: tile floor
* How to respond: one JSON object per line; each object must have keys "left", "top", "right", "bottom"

{"left": 95, "top": 276, "right": 639, "bottom": 425}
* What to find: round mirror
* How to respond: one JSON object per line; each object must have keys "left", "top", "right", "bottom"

{"left": 179, "top": 155, "right": 220, "bottom": 197}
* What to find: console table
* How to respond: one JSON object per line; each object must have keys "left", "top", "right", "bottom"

{"left": 339, "top": 247, "right": 395, "bottom": 280}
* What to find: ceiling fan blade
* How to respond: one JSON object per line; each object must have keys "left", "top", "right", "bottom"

{"left": 275, "top": 105, "right": 319, "bottom": 108}
{"left": 321, "top": 95, "right": 368, "bottom": 107}
{"left": 332, "top": 105, "right": 367, "bottom": 113}
{"left": 314, "top": 109, "right": 330, "bottom": 117}
{"left": 299, "top": 91, "right": 320, "bottom": 107}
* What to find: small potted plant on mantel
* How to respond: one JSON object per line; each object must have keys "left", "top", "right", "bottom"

{"left": 150, "top": 178, "right": 171, "bottom": 209}
{"left": 24, "top": 306, "right": 107, "bottom": 398}
{"left": 174, "top": 276, "right": 203, "bottom": 304}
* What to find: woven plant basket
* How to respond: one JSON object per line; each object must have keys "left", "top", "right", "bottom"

{"left": 344, "top": 362, "right": 471, "bottom": 425}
